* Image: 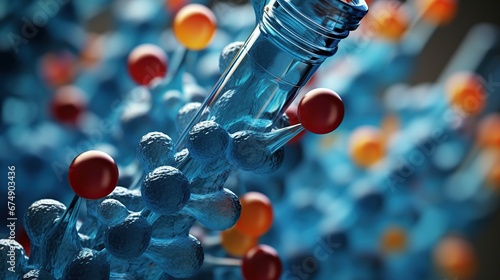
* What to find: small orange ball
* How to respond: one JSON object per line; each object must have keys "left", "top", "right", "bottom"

{"left": 434, "top": 236, "right": 476, "bottom": 279}
{"left": 380, "top": 226, "right": 407, "bottom": 253}
{"left": 416, "top": 0, "right": 457, "bottom": 25}
{"left": 220, "top": 226, "right": 259, "bottom": 257}
{"left": 446, "top": 72, "right": 486, "bottom": 116}
{"left": 349, "top": 126, "right": 386, "bottom": 168}
{"left": 235, "top": 192, "right": 274, "bottom": 237}
{"left": 476, "top": 114, "right": 500, "bottom": 149}
{"left": 173, "top": 4, "right": 217, "bottom": 50}
{"left": 80, "top": 33, "right": 102, "bottom": 68}
{"left": 363, "top": 1, "right": 409, "bottom": 41}
{"left": 380, "top": 114, "right": 400, "bottom": 139}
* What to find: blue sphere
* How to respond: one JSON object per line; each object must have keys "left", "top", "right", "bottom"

{"left": 176, "top": 102, "right": 206, "bottom": 134}
{"left": 219, "top": 41, "right": 244, "bottom": 73}
{"left": 97, "top": 199, "right": 130, "bottom": 226}
{"left": 0, "top": 239, "right": 27, "bottom": 280}
{"left": 141, "top": 166, "right": 190, "bottom": 215}
{"left": 23, "top": 199, "right": 66, "bottom": 246}
{"left": 86, "top": 186, "right": 144, "bottom": 218}
{"left": 187, "top": 121, "right": 229, "bottom": 161}
{"left": 227, "top": 130, "right": 284, "bottom": 174}
{"left": 137, "top": 132, "right": 175, "bottom": 171}
{"left": 104, "top": 213, "right": 152, "bottom": 260}
{"left": 63, "top": 248, "right": 110, "bottom": 279}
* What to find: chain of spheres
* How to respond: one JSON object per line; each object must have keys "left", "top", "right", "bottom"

{"left": 0, "top": 0, "right": 354, "bottom": 279}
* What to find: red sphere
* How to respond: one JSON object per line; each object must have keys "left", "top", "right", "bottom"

{"left": 50, "top": 86, "right": 87, "bottom": 126}
{"left": 242, "top": 245, "right": 282, "bottom": 280}
{"left": 298, "top": 88, "right": 344, "bottom": 134}
{"left": 68, "top": 150, "right": 119, "bottom": 200}
{"left": 127, "top": 44, "right": 168, "bottom": 86}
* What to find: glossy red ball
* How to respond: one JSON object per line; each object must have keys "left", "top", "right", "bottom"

{"left": 50, "top": 86, "right": 87, "bottom": 126}
{"left": 127, "top": 44, "right": 168, "bottom": 86}
{"left": 298, "top": 88, "right": 344, "bottom": 134}
{"left": 242, "top": 245, "right": 282, "bottom": 280}
{"left": 68, "top": 150, "right": 119, "bottom": 200}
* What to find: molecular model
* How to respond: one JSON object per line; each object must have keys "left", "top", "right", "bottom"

{"left": 1, "top": 0, "right": 500, "bottom": 279}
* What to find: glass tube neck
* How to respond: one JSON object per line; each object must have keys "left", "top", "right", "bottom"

{"left": 260, "top": 0, "right": 368, "bottom": 63}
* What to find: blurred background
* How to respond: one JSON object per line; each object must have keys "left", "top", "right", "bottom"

{"left": 416, "top": 1, "right": 500, "bottom": 279}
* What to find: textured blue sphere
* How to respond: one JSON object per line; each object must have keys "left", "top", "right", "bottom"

{"left": 219, "top": 41, "right": 244, "bottom": 73}
{"left": 176, "top": 102, "right": 202, "bottom": 134}
{"left": 227, "top": 130, "right": 266, "bottom": 171}
{"left": 187, "top": 121, "right": 229, "bottom": 161}
{"left": 97, "top": 199, "right": 130, "bottom": 226}
{"left": 0, "top": 240, "right": 27, "bottom": 280}
{"left": 23, "top": 199, "right": 66, "bottom": 246}
{"left": 141, "top": 166, "right": 190, "bottom": 215}
{"left": 104, "top": 213, "right": 152, "bottom": 260}
{"left": 86, "top": 186, "right": 144, "bottom": 218}
{"left": 227, "top": 130, "right": 284, "bottom": 174}
{"left": 63, "top": 248, "right": 110, "bottom": 279}
{"left": 137, "top": 131, "right": 175, "bottom": 171}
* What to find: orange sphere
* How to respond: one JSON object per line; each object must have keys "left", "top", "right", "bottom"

{"left": 446, "top": 72, "right": 486, "bottom": 116}
{"left": 173, "top": 4, "right": 217, "bottom": 50}
{"left": 416, "top": 0, "right": 457, "bottom": 25}
{"left": 434, "top": 236, "right": 476, "bottom": 279}
{"left": 235, "top": 192, "right": 274, "bottom": 237}
{"left": 80, "top": 33, "right": 102, "bottom": 68}
{"left": 363, "top": 1, "right": 409, "bottom": 41}
{"left": 380, "top": 226, "right": 407, "bottom": 253}
{"left": 349, "top": 126, "right": 386, "bottom": 168}
{"left": 380, "top": 114, "right": 400, "bottom": 139}
{"left": 476, "top": 114, "right": 500, "bottom": 149}
{"left": 220, "top": 226, "right": 259, "bottom": 257}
